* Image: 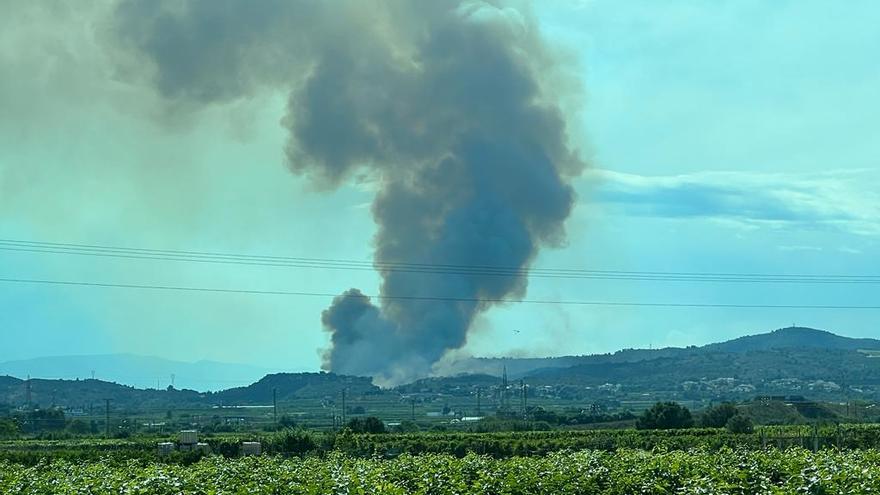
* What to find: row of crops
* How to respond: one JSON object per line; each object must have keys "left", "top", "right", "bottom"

{"left": 4, "top": 448, "right": 880, "bottom": 494}
{"left": 4, "top": 424, "right": 880, "bottom": 464}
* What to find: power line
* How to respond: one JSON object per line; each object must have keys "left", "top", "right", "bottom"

{"left": 0, "top": 276, "right": 878, "bottom": 309}
{"left": 0, "top": 239, "right": 876, "bottom": 284}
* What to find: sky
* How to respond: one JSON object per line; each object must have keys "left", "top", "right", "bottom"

{"left": 0, "top": 0, "right": 878, "bottom": 375}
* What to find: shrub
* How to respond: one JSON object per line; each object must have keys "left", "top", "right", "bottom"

{"left": 270, "top": 428, "right": 318, "bottom": 455}
{"left": 345, "top": 416, "right": 386, "bottom": 434}
{"left": 701, "top": 403, "right": 739, "bottom": 428}
{"left": 726, "top": 414, "right": 754, "bottom": 434}
{"left": 0, "top": 419, "right": 19, "bottom": 439}
{"left": 637, "top": 402, "right": 694, "bottom": 430}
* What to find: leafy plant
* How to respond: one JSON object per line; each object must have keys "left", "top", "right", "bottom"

{"left": 636, "top": 402, "right": 694, "bottom": 430}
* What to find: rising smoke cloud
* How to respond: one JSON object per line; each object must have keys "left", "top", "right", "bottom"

{"left": 112, "top": 0, "right": 586, "bottom": 385}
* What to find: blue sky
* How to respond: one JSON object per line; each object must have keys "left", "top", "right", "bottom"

{"left": 0, "top": 0, "right": 877, "bottom": 372}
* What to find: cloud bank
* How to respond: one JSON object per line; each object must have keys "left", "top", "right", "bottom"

{"left": 588, "top": 169, "right": 879, "bottom": 237}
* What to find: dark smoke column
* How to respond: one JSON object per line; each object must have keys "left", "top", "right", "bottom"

{"left": 295, "top": 4, "right": 585, "bottom": 385}
{"left": 111, "top": 0, "right": 585, "bottom": 386}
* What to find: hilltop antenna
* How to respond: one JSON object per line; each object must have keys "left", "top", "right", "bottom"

{"left": 90, "top": 370, "right": 95, "bottom": 380}
{"left": 170, "top": 374, "right": 175, "bottom": 387}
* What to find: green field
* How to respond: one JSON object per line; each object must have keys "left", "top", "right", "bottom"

{"left": 4, "top": 448, "right": 880, "bottom": 494}
{"left": 0, "top": 424, "right": 880, "bottom": 465}
{"left": 5, "top": 424, "right": 880, "bottom": 463}
{"left": 5, "top": 426, "right": 880, "bottom": 493}
{"left": 0, "top": 424, "right": 880, "bottom": 495}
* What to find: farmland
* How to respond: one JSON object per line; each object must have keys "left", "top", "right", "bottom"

{"left": 4, "top": 448, "right": 880, "bottom": 494}
{"left": 3, "top": 426, "right": 880, "bottom": 493}
{"left": 5, "top": 424, "right": 880, "bottom": 464}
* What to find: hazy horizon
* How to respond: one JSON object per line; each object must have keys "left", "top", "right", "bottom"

{"left": 0, "top": 324, "right": 868, "bottom": 379}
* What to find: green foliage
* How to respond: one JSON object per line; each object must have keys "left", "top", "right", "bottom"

{"left": 7, "top": 449, "right": 880, "bottom": 493}
{"left": 15, "top": 408, "right": 65, "bottom": 434}
{"left": 470, "top": 417, "right": 553, "bottom": 433}
{"left": 6, "top": 424, "right": 880, "bottom": 467}
{"left": 0, "top": 419, "right": 19, "bottom": 439}
{"left": 726, "top": 414, "right": 754, "bottom": 434}
{"left": 636, "top": 402, "right": 694, "bottom": 430}
{"left": 392, "top": 420, "right": 421, "bottom": 433}
{"left": 794, "top": 401, "right": 839, "bottom": 420}
{"left": 529, "top": 406, "right": 636, "bottom": 426}
{"left": 345, "top": 416, "right": 386, "bottom": 434}
{"left": 702, "top": 403, "right": 739, "bottom": 428}
{"left": 66, "top": 420, "right": 90, "bottom": 435}
{"left": 278, "top": 414, "right": 297, "bottom": 428}
{"left": 269, "top": 428, "right": 318, "bottom": 455}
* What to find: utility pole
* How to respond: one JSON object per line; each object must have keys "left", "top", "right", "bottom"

{"left": 476, "top": 387, "right": 481, "bottom": 416}
{"left": 104, "top": 399, "right": 111, "bottom": 438}
{"left": 502, "top": 365, "right": 508, "bottom": 411}
{"left": 341, "top": 389, "right": 347, "bottom": 425}
{"left": 273, "top": 388, "right": 278, "bottom": 426}
{"left": 25, "top": 375, "right": 31, "bottom": 409}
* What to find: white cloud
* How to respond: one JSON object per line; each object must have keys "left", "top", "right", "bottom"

{"left": 582, "top": 168, "right": 880, "bottom": 237}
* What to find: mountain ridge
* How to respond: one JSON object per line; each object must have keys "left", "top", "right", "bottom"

{"left": 446, "top": 326, "right": 880, "bottom": 378}
{"left": 3, "top": 326, "right": 879, "bottom": 408}
{"left": 0, "top": 353, "right": 281, "bottom": 392}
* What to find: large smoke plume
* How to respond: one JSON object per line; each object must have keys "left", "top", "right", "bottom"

{"left": 113, "top": 0, "right": 585, "bottom": 385}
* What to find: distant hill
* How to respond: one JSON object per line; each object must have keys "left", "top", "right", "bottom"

{"left": 215, "top": 372, "right": 379, "bottom": 404}
{"left": 526, "top": 348, "right": 880, "bottom": 389}
{"left": 444, "top": 327, "right": 880, "bottom": 378}
{"left": 0, "top": 372, "right": 377, "bottom": 410}
{"left": 3, "top": 327, "right": 879, "bottom": 409}
{"left": 0, "top": 354, "right": 280, "bottom": 392}
{"left": 0, "top": 376, "right": 206, "bottom": 410}
{"left": 0, "top": 376, "right": 20, "bottom": 388}
{"left": 412, "top": 327, "right": 880, "bottom": 402}
{"left": 703, "top": 327, "right": 880, "bottom": 353}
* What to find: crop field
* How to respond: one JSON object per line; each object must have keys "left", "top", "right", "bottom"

{"left": 4, "top": 448, "right": 880, "bottom": 494}
{"left": 4, "top": 427, "right": 880, "bottom": 493}
{"left": 4, "top": 424, "right": 880, "bottom": 466}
